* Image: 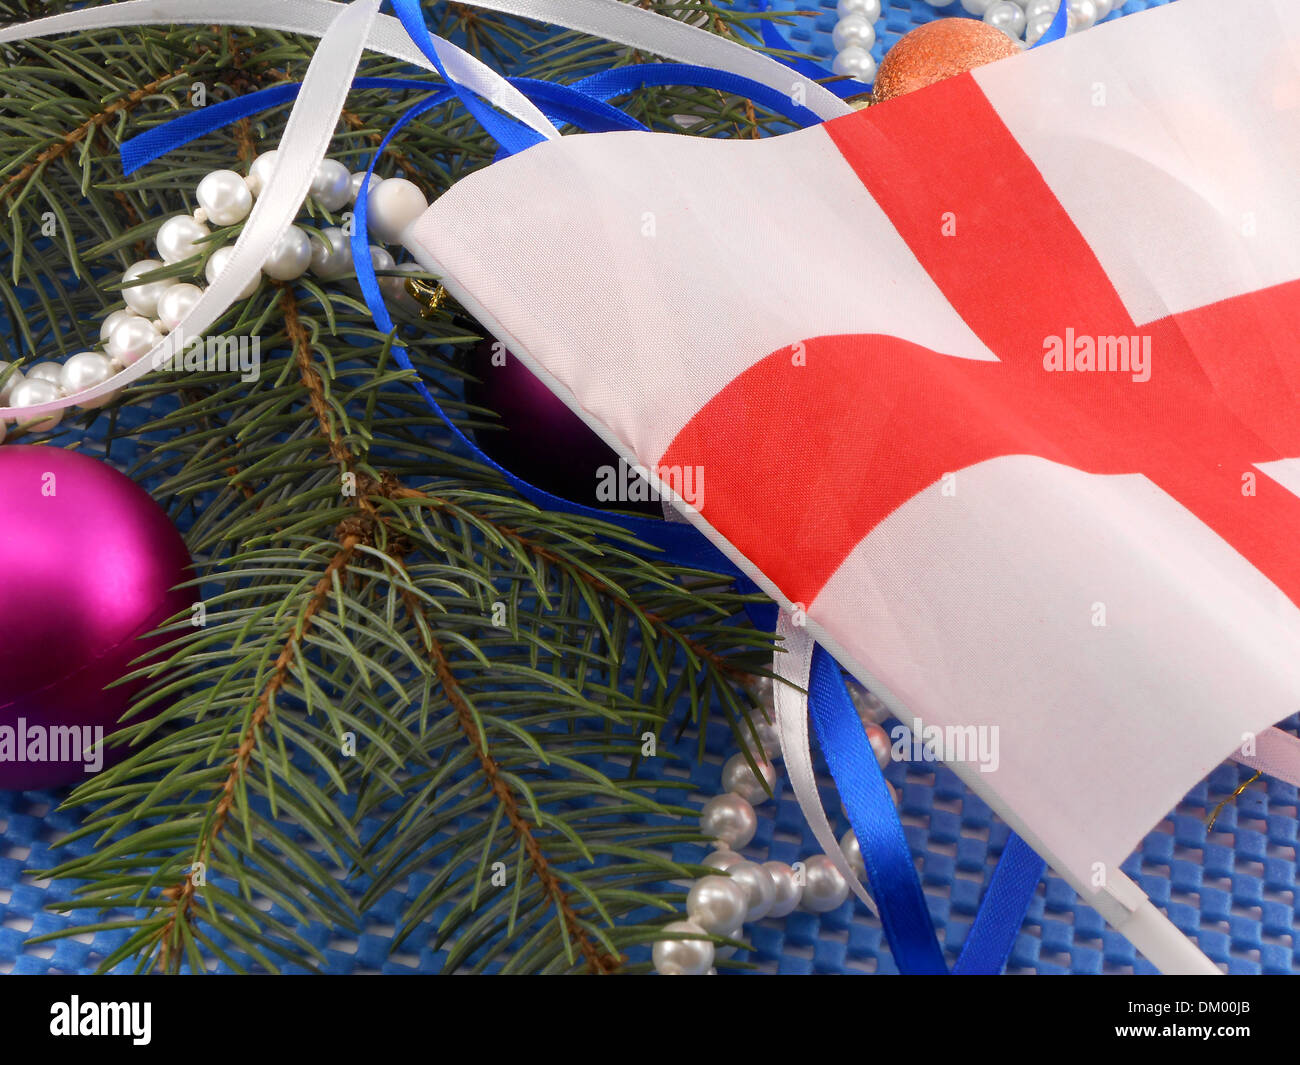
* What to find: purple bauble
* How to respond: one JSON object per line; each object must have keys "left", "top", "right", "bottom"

{"left": 0, "top": 446, "right": 195, "bottom": 789}
{"left": 465, "top": 340, "right": 658, "bottom": 514}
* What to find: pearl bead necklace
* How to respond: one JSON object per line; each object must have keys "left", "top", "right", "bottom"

{"left": 830, "top": 0, "right": 883, "bottom": 84}
{"left": 0, "top": 155, "right": 430, "bottom": 444}
{"left": 827, "top": 0, "right": 1122, "bottom": 80}
{"left": 652, "top": 677, "right": 899, "bottom": 975}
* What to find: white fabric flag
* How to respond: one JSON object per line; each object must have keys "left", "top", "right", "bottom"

{"left": 405, "top": 0, "right": 1300, "bottom": 892}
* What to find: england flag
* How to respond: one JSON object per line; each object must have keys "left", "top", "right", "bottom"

{"left": 406, "top": 0, "right": 1300, "bottom": 940}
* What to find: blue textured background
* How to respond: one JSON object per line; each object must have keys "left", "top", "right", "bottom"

{"left": 7, "top": 0, "right": 1295, "bottom": 976}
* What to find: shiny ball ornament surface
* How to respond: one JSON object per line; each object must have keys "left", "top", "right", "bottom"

{"left": 832, "top": 13, "right": 877, "bottom": 53}
{"left": 262, "top": 225, "right": 313, "bottom": 281}
{"left": 727, "top": 859, "right": 778, "bottom": 921}
{"left": 246, "top": 151, "right": 279, "bottom": 196}
{"left": 205, "top": 246, "right": 260, "bottom": 299}
{"left": 155, "top": 215, "right": 210, "bottom": 264}
{"left": 366, "top": 178, "right": 428, "bottom": 243}
{"left": 309, "top": 226, "right": 354, "bottom": 280}
{"left": 464, "top": 340, "right": 643, "bottom": 511}
{"left": 310, "top": 159, "right": 353, "bottom": 212}
{"left": 686, "top": 875, "right": 749, "bottom": 935}
{"left": 872, "top": 18, "right": 1020, "bottom": 102}
{"left": 800, "top": 854, "right": 851, "bottom": 913}
{"left": 121, "top": 260, "right": 177, "bottom": 317}
{"left": 699, "top": 792, "right": 758, "bottom": 849}
{"left": 60, "top": 352, "right": 116, "bottom": 408}
{"left": 721, "top": 752, "right": 777, "bottom": 805}
{"left": 984, "top": 0, "right": 1028, "bottom": 36}
{"left": 155, "top": 283, "right": 204, "bottom": 333}
{"left": 652, "top": 920, "right": 713, "bottom": 975}
{"left": 196, "top": 169, "right": 253, "bottom": 226}
{"left": 7, "top": 378, "right": 63, "bottom": 432}
{"left": 838, "top": 0, "right": 881, "bottom": 17}
{"left": 0, "top": 477, "right": 177, "bottom": 792}
{"left": 763, "top": 861, "right": 804, "bottom": 918}
{"left": 832, "top": 45, "right": 877, "bottom": 81}
{"left": 107, "top": 315, "right": 163, "bottom": 367}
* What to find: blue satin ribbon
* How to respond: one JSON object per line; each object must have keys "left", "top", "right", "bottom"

{"left": 954, "top": 832, "right": 1045, "bottom": 974}
{"left": 808, "top": 644, "right": 948, "bottom": 973}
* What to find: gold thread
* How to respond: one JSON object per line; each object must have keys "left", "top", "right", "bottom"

{"left": 1206, "top": 769, "right": 1261, "bottom": 830}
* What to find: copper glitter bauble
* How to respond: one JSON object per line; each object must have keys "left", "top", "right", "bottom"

{"left": 872, "top": 18, "right": 1020, "bottom": 103}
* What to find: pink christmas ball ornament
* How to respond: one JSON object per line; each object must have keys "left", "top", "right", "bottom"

{"left": 0, "top": 446, "right": 196, "bottom": 789}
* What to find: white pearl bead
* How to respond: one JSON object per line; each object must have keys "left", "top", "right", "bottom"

{"left": 349, "top": 170, "right": 379, "bottom": 204}
{"left": 703, "top": 849, "right": 744, "bottom": 873}
{"left": 1068, "top": 0, "right": 1097, "bottom": 30}
{"left": 1024, "top": 0, "right": 1058, "bottom": 16}
{"left": 800, "top": 854, "right": 850, "bottom": 913}
{"left": 763, "top": 861, "right": 804, "bottom": 918}
{"left": 379, "top": 261, "right": 421, "bottom": 305}
{"left": 984, "top": 0, "right": 1027, "bottom": 36}
{"left": 310, "top": 159, "right": 352, "bottom": 212}
{"left": 0, "top": 361, "right": 21, "bottom": 403}
{"left": 26, "top": 361, "right": 65, "bottom": 388}
{"left": 107, "top": 315, "right": 163, "bottom": 367}
{"left": 1025, "top": 10, "right": 1057, "bottom": 42}
{"left": 960, "top": 0, "right": 994, "bottom": 13}
{"left": 262, "top": 225, "right": 313, "bottom": 281}
{"left": 832, "top": 46, "right": 876, "bottom": 82}
{"left": 366, "top": 177, "right": 427, "bottom": 243}
{"left": 751, "top": 715, "right": 781, "bottom": 762}
{"left": 196, "top": 169, "right": 253, "bottom": 226}
{"left": 847, "top": 680, "right": 889, "bottom": 725}
{"left": 840, "top": 828, "right": 866, "bottom": 879}
{"left": 727, "top": 860, "right": 778, "bottom": 922}
{"left": 652, "top": 920, "right": 713, "bottom": 975}
{"left": 699, "top": 793, "right": 757, "bottom": 849}
{"left": 832, "top": 14, "right": 876, "bottom": 53}
{"left": 368, "top": 245, "right": 396, "bottom": 272}
{"left": 155, "top": 283, "right": 204, "bottom": 333}
{"left": 155, "top": 214, "right": 210, "bottom": 264}
{"left": 309, "top": 226, "right": 354, "bottom": 280}
{"left": 205, "top": 246, "right": 260, "bottom": 299}
{"left": 121, "top": 260, "right": 178, "bottom": 317}
{"left": 721, "top": 752, "right": 777, "bottom": 805}
{"left": 8, "top": 377, "right": 63, "bottom": 431}
{"left": 864, "top": 722, "right": 892, "bottom": 769}
{"left": 686, "top": 875, "right": 749, "bottom": 935}
{"left": 1093, "top": 0, "right": 1113, "bottom": 16}
{"left": 246, "top": 150, "right": 279, "bottom": 197}
{"left": 60, "top": 351, "right": 117, "bottom": 408}
{"left": 99, "top": 308, "right": 138, "bottom": 343}
{"left": 837, "top": 0, "right": 881, "bottom": 19}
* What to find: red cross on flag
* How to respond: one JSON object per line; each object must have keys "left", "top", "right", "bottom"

{"left": 407, "top": 0, "right": 1300, "bottom": 898}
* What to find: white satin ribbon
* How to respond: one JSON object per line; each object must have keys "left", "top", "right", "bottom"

{"left": 773, "top": 611, "right": 878, "bottom": 915}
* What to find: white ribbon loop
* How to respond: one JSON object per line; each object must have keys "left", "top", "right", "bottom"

{"left": 772, "top": 611, "right": 878, "bottom": 915}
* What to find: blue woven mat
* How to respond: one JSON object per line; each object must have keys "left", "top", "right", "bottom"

{"left": 8, "top": 0, "right": 1296, "bottom": 976}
